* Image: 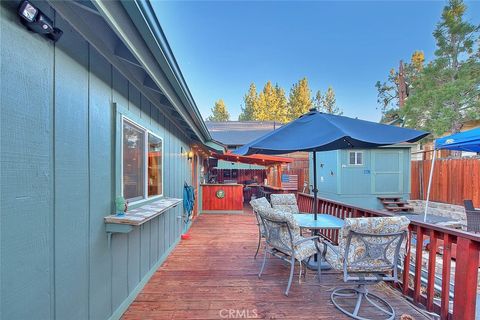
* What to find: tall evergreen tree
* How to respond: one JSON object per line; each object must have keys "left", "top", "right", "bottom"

{"left": 375, "top": 51, "right": 425, "bottom": 115}
{"left": 314, "top": 87, "right": 343, "bottom": 115}
{"left": 273, "top": 84, "right": 289, "bottom": 123}
{"left": 255, "top": 81, "right": 277, "bottom": 121}
{"left": 402, "top": 0, "right": 480, "bottom": 135}
{"left": 288, "top": 77, "right": 312, "bottom": 119}
{"left": 206, "top": 99, "right": 230, "bottom": 121}
{"left": 239, "top": 83, "right": 257, "bottom": 121}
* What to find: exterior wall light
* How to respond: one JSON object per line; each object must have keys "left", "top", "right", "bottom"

{"left": 187, "top": 151, "right": 194, "bottom": 161}
{"left": 18, "top": 0, "right": 63, "bottom": 42}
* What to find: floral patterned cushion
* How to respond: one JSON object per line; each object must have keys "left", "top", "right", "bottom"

{"left": 271, "top": 194, "right": 299, "bottom": 214}
{"left": 250, "top": 197, "right": 272, "bottom": 235}
{"left": 257, "top": 207, "right": 317, "bottom": 261}
{"left": 323, "top": 216, "right": 409, "bottom": 272}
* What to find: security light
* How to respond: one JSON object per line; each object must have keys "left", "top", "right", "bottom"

{"left": 17, "top": 0, "right": 63, "bottom": 42}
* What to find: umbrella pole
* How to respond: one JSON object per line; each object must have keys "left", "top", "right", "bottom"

{"left": 313, "top": 151, "right": 318, "bottom": 220}
{"left": 423, "top": 148, "right": 437, "bottom": 222}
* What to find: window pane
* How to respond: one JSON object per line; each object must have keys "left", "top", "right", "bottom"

{"left": 356, "top": 152, "right": 363, "bottom": 165}
{"left": 123, "top": 120, "right": 145, "bottom": 201}
{"left": 349, "top": 152, "right": 356, "bottom": 165}
{"left": 148, "top": 134, "right": 163, "bottom": 196}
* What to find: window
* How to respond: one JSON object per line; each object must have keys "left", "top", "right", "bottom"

{"left": 122, "top": 117, "right": 163, "bottom": 202}
{"left": 348, "top": 151, "right": 363, "bottom": 166}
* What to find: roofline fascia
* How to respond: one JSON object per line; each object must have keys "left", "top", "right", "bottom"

{"left": 121, "top": 0, "right": 211, "bottom": 141}
{"left": 90, "top": 0, "right": 211, "bottom": 142}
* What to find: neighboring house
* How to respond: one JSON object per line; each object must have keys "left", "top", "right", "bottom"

{"left": 205, "top": 121, "right": 282, "bottom": 170}
{"left": 310, "top": 145, "right": 414, "bottom": 210}
{"left": 1, "top": 1, "right": 210, "bottom": 319}
{"left": 206, "top": 121, "right": 282, "bottom": 150}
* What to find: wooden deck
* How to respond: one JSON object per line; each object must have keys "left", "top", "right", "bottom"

{"left": 123, "top": 212, "right": 429, "bottom": 319}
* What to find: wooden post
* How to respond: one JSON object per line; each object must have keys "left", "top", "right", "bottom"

{"left": 452, "top": 238, "right": 479, "bottom": 319}
{"left": 440, "top": 234, "right": 452, "bottom": 319}
{"left": 413, "top": 227, "right": 424, "bottom": 304}
{"left": 426, "top": 229, "right": 437, "bottom": 311}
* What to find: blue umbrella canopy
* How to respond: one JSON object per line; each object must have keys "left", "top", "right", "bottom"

{"left": 435, "top": 127, "right": 480, "bottom": 152}
{"left": 234, "top": 109, "right": 429, "bottom": 156}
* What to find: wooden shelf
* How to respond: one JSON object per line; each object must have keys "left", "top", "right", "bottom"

{"left": 104, "top": 197, "right": 182, "bottom": 227}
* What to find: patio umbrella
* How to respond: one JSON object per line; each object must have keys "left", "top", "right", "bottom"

{"left": 234, "top": 109, "right": 429, "bottom": 219}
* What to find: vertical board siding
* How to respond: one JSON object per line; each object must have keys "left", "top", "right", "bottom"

{"left": 1, "top": 5, "right": 191, "bottom": 319}
{"left": 54, "top": 17, "right": 90, "bottom": 320}
{"left": 0, "top": 3, "right": 54, "bottom": 319}
{"left": 88, "top": 47, "right": 114, "bottom": 320}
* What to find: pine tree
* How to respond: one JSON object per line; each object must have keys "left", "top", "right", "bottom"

{"left": 273, "top": 84, "right": 289, "bottom": 123}
{"left": 402, "top": 0, "right": 480, "bottom": 135}
{"left": 239, "top": 83, "right": 257, "bottom": 121}
{"left": 206, "top": 99, "right": 230, "bottom": 121}
{"left": 255, "top": 81, "right": 277, "bottom": 121}
{"left": 288, "top": 77, "right": 312, "bottom": 119}
{"left": 320, "top": 87, "right": 343, "bottom": 115}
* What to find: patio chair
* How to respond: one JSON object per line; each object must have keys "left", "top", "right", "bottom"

{"left": 256, "top": 206, "right": 321, "bottom": 296}
{"left": 464, "top": 200, "right": 480, "bottom": 233}
{"left": 250, "top": 197, "right": 272, "bottom": 259}
{"left": 270, "top": 193, "right": 300, "bottom": 214}
{"left": 319, "top": 216, "right": 409, "bottom": 320}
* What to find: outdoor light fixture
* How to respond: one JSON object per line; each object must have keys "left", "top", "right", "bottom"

{"left": 18, "top": 0, "right": 63, "bottom": 42}
{"left": 187, "top": 151, "right": 194, "bottom": 160}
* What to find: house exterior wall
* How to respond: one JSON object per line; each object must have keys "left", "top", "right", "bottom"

{"left": 309, "top": 147, "right": 411, "bottom": 210}
{"left": 1, "top": 3, "right": 191, "bottom": 319}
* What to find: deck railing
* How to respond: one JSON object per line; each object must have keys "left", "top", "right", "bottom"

{"left": 296, "top": 192, "right": 480, "bottom": 320}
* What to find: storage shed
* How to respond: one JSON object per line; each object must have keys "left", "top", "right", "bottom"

{"left": 309, "top": 145, "right": 414, "bottom": 210}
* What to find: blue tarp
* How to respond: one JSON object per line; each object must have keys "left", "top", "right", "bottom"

{"left": 435, "top": 127, "right": 480, "bottom": 152}
{"left": 234, "top": 110, "right": 429, "bottom": 156}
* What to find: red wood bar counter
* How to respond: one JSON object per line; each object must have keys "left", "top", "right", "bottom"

{"left": 201, "top": 184, "right": 244, "bottom": 214}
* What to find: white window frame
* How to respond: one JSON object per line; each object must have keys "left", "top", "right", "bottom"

{"left": 348, "top": 151, "right": 364, "bottom": 166}
{"left": 121, "top": 116, "right": 164, "bottom": 205}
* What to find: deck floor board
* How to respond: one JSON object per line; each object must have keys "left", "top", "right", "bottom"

{"left": 123, "top": 213, "right": 428, "bottom": 320}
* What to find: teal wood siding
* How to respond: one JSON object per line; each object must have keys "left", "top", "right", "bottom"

{"left": 309, "top": 148, "right": 412, "bottom": 210}
{"left": 1, "top": 5, "right": 191, "bottom": 320}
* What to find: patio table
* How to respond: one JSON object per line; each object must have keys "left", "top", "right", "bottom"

{"left": 292, "top": 213, "right": 344, "bottom": 270}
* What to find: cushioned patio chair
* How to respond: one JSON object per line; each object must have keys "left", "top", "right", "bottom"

{"left": 257, "top": 206, "right": 321, "bottom": 296}
{"left": 270, "top": 193, "right": 300, "bottom": 213}
{"left": 464, "top": 200, "right": 480, "bottom": 233}
{"left": 319, "top": 216, "right": 409, "bottom": 320}
{"left": 250, "top": 197, "right": 272, "bottom": 259}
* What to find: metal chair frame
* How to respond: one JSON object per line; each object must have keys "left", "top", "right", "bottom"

{"left": 320, "top": 229, "right": 406, "bottom": 320}
{"left": 258, "top": 214, "right": 321, "bottom": 296}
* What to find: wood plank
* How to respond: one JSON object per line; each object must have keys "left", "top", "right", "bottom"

{"left": 452, "top": 238, "right": 479, "bottom": 319}
{"left": 54, "top": 17, "right": 90, "bottom": 319}
{"left": 122, "top": 212, "right": 430, "bottom": 320}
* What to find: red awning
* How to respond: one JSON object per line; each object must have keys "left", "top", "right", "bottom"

{"left": 211, "top": 151, "right": 293, "bottom": 166}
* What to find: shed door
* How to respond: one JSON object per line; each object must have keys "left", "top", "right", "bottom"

{"left": 372, "top": 150, "right": 403, "bottom": 194}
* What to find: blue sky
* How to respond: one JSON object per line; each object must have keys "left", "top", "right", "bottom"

{"left": 153, "top": 1, "right": 480, "bottom": 122}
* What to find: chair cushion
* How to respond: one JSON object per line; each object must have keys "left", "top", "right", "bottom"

{"left": 271, "top": 194, "right": 299, "bottom": 213}
{"left": 294, "top": 239, "right": 318, "bottom": 261}
{"left": 324, "top": 216, "right": 410, "bottom": 272}
{"left": 250, "top": 197, "right": 272, "bottom": 235}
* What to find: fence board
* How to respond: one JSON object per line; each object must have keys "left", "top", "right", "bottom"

{"left": 411, "top": 159, "right": 480, "bottom": 207}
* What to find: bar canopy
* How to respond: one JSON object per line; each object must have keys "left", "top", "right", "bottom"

{"left": 211, "top": 151, "right": 293, "bottom": 167}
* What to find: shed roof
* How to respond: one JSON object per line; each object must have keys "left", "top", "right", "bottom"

{"left": 205, "top": 121, "right": 282, "bottom": 146}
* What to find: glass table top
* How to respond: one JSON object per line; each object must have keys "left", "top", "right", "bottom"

{"left": 292, "top": 213, "right": 345, "bottom": 229}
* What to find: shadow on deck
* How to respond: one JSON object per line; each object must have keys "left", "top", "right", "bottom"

{"left": 123, "top": 212, "right": 429, "bottom": 319}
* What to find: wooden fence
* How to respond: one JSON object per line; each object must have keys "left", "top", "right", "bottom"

{"left": 411, "top": 158, "right": 480, "bottom": 208}
{"left": 297, "top": 193, "right": 480, "bottom": 319}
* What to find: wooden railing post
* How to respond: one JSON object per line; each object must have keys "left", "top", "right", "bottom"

{"left": 452, "top": 237, "right": 479, "bottom": 319}
{"left": 426, "top": 229, "right": 437, "bottom": 311}
{"left": 440, "top": 234, "right": 452, "bottom": 320}
{"left": 413, "top": 227, "right": 424, "bottom": 304}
